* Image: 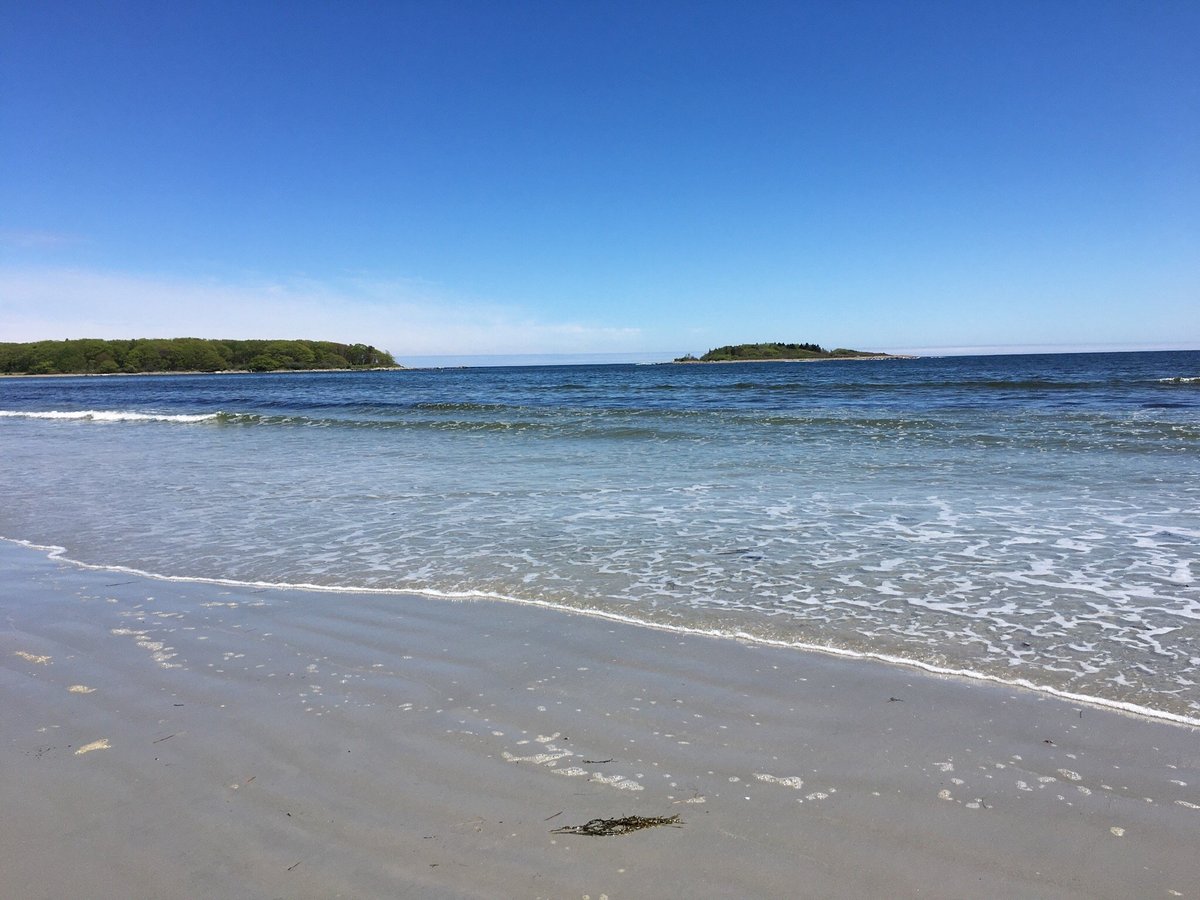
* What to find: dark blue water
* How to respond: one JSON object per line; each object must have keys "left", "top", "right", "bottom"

{"left": 2, "top": 351, "right": 1198, "bottom": 417}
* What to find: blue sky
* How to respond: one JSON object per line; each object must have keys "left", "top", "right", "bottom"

{"left": 2, "top": 0, "right": 1197, "bottom": 362}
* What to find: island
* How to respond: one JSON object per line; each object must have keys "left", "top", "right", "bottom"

{"left": 674, "top": 342, "right": 902, "bottom": 362}
{"left": 0, "top": 338, "right": 400, "bottom": 376}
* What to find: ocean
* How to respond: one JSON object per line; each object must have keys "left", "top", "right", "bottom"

{"left": 2, "top": 351, "right": 1197, "bottom": 724}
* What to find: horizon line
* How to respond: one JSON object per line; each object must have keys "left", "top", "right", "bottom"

{"left": 401, "top": 342, "right": 1200, "bottom": 367}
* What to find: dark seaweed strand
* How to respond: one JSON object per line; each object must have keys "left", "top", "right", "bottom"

{"left": 551, "top": 815, "right": 682, "bottom": 836}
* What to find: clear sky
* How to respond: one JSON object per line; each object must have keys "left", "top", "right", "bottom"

{"left": 2, "top": 0, "right": 1197, "bottom": 362}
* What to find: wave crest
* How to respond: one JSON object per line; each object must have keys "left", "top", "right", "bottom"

{"left": 0, "top": 409, "right": 219, "bottom": 423}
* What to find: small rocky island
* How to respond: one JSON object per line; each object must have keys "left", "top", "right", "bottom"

{"left": 674, "top": 342, "right": 902, "bottom": 362}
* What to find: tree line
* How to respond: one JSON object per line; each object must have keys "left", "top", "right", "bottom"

{"left": 0, "top": 338, "right": 399, "bottom": 375}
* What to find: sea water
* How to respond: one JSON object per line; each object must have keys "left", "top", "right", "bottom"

{"left": 2, "top": 352, "right": 1198, "bottom": 723}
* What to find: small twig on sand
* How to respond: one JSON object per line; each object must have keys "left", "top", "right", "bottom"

{"left": 543, "top": 810, "right": 563, "bottom": 821}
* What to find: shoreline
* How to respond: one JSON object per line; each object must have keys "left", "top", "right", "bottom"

{"left": 7, "top": 537, "right": 1195, "bottom": 730}
{"left": 3, "top": 538, "right": 1197, "bottom": 897}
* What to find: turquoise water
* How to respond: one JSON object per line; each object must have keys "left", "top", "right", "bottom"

{"left": 2, "top": 352, "right": 1198, "bottom": 722}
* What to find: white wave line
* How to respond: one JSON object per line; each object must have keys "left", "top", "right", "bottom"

{"left": 0, "top": 409, "right": 219, "bottom": 423}
{"left": 3, "top": 535, "right": 1197, "bottom": 731}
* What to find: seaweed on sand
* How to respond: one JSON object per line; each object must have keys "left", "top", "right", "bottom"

{"left": 551, "top": 814, "right": 682, "bottom": 836}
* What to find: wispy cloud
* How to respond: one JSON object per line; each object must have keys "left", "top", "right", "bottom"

{"left": 0, "top": 266, "right": 643, "bottom": 358}
{"left": 0, "top": 229, "right": 84, "bottom": 250}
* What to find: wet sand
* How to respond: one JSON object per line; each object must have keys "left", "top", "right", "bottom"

{"left": 2, "top": 540, "right": 1197, "bottom": 898}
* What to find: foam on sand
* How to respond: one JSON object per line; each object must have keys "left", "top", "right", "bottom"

{"left": 6, "top": 536, "right": 1199, "bottom": 729}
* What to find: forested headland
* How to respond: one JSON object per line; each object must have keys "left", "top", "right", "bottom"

{"left": 0, "top": 338, "right": 399, "bottom": 375}
{"left": 674, "top": 342, "right": 891, "bottom": 362}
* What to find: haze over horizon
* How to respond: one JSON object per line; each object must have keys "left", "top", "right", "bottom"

{"left": 3, "top": 1, "right": 1197, "bottom": 362}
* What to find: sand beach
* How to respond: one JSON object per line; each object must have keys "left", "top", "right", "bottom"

{"left": 2, "top": 540, "right": 1197, "bottom": 899}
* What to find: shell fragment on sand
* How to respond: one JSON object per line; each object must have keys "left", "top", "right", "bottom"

{"left": 74, "top": 739, "right": 111, "bottom": 756}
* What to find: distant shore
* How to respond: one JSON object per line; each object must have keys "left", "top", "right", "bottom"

{"left": 669, "top": 353, "right": 917, "bottom": 364}
{"left": 0, "top": 366, "right": 405, "bottom": 379}
{"left": 0, "top": 338, "right": 398, "bottom": 377}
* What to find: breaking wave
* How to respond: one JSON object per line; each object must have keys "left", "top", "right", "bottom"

{"left": 0, "top": 409, "right": 220, "bottom": 423}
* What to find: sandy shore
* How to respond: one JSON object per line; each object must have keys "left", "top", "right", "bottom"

{"left": 2, "top": 541, "right": 1197, "bottom": 899}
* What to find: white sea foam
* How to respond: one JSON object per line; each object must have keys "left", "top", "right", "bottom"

{"left": 754, "top": 773, "right": 805, "bottom": 789}
{"left": 4, "top": 536, "right": 1198, "bottom": 730}
{"left": 0, "top": 409, "right": 218, "bottom": 423}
